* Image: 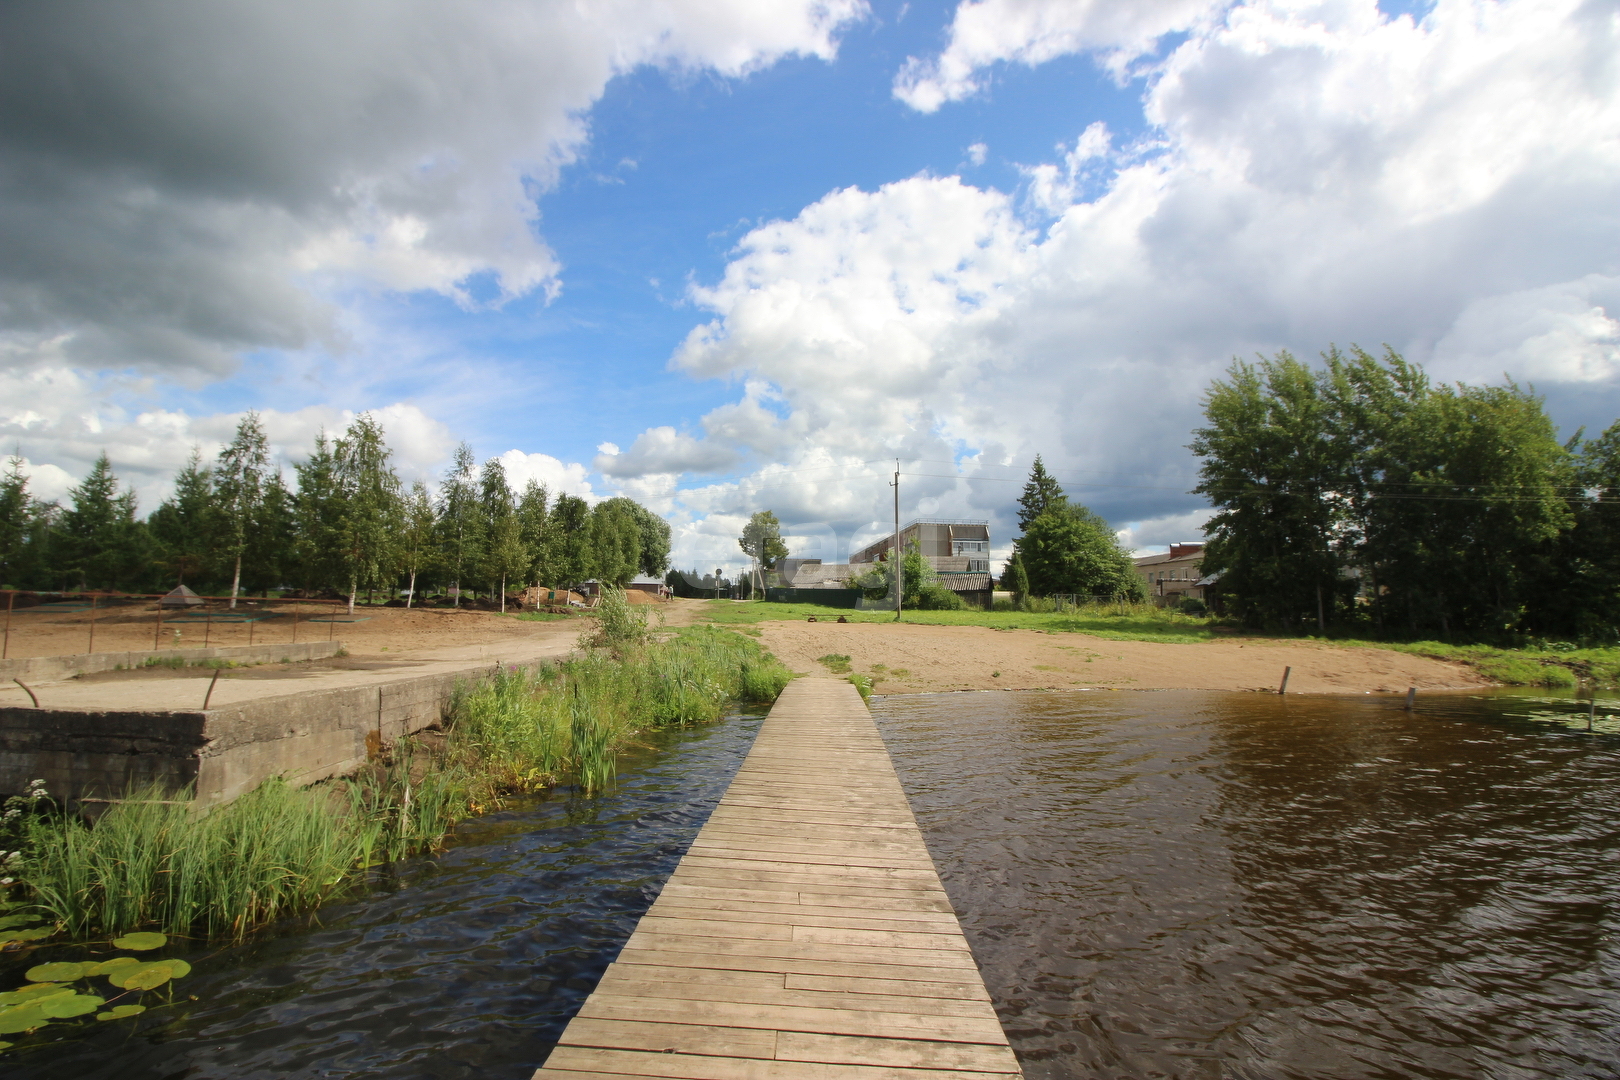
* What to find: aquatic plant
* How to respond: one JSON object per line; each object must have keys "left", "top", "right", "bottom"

{"left": 7, "top": 627, "right": 792, "bottom": 942}
{"left": 0, "top": 928, "right": 190, "bottom": 1050}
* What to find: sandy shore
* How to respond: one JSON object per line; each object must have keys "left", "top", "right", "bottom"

{"left": 3, "top": 597, "right": 1488, "bottom": 697}
{"left": 751, "top": 620, "right": 1490, "bottom": 696}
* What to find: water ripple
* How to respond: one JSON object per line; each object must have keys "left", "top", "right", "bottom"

{"left": 873, "top": 690, "right": 1620, "bottom": 1080}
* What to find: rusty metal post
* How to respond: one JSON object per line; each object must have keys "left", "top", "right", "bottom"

{"left": 204, "top": 610, "right": 212, "bottom": 648}
{"left": 1278, "top": 666, "right": 1291, "bottom": 695}
{"left": 202, "top": 668, "right": 222, "bottom": 710}
{"left": 154, "top": 593, "right": 163, "bottom": 650}
{"left": 87, "top": 593, "right": 98, "bottom": 654}
{"left": 3, "top": 590, "right": 13, "bottom": 660}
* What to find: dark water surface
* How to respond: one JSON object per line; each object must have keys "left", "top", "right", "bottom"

{"left": 3, "top": 711, "right": 764, "bottom": 1080}
{"left": 872, "top": 690, "right": 1620, "bottom": 1080}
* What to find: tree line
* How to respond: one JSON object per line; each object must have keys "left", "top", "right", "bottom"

{"left": 1192, "top": 346, "right": 1620, "bottom": 639}
{"left": 0, "top": 412, "right": 671, "bottom": 608}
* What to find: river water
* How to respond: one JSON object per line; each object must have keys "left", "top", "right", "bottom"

{"left": 872, "top": 690, "right": 1620, "bottom": 1080}
{"left": 3, "top": 710, "right": 765, "bottom": 1080}
{"left": 8, "top": 690, "right": 1620, "bottom": 1079}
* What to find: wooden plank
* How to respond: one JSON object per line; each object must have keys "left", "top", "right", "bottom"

{"left": 542, "top": 1046, "right": 1015, "bottom": 1080}
{"left": 533, "top": 679, "right": 1021, "bottom": 1079}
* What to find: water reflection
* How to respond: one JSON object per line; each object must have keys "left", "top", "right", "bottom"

{"left": 873, "top": 690, "right": 1620, "bottom": 1080}
{"left": 2, "top": 712, "right": 763, "bottom": 1080}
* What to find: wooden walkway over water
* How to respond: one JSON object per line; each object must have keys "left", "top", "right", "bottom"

{"left": 533, "top": 677, "right": 1022, "bottom": 1079}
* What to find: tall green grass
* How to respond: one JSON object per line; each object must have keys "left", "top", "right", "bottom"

{"left": 10, "top": 626, "right": 791, "bottom": 940}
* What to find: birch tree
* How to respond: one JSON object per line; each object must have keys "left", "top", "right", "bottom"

{"left": 213, "top": 412, "right": 270, "bottom": 608}
{"left": 333, "top": 414, "right": 402, "bottom": 614}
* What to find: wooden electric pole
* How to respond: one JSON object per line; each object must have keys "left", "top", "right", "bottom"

{"left": 892, "top": 460, "right": 902, "bottom": 622}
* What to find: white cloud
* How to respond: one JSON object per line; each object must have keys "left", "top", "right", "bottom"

{"left": 1117, "top": 509, "right": 1215, "bottom": 556}
{"left": 0, "top": 0, "right": 869, "bottom": 378}
{"left": 967, "top": 142, "right": 989, "bottom": 166}
{"left": 647, "top": 0, "right": 1620, "bottom": 574}
{"left": 894, "top": 0, "right": 1228, "bottom": 111}
{"left": 497, "top": 449, "right": 596, "bottom": 500}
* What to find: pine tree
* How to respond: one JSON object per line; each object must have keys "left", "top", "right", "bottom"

{"left": 245, "top": 470, "right": 296, "bottom": 596}
{"left": 0, "top": 457, "right": 32, "bottom": 587}
{"left": 214, "top": 412, "right": 270, "bottom": 608}
{"left": 149, "top": 448, "right": 214, "bottom": 586}
{"left": 399, "top": 479, "right": 436, "bottom": 608}
{"left": 1016, "top": 455, "right": 1068, "bottom": 533}
{"left": 1002, "top": 552, "right": 1030, "bottom": 609}
{"left": 292, "top": 433, "right": 342, "bottom": 596}
{"left": 436, "top": 443, "right": 481, "bottom": 606}
{"left": 61, "top": 454, "right": 123, "bottom": 590}
{"left": 333, "top": 414, "right": 402, "bottom": 614}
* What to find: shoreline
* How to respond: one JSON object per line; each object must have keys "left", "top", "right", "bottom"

{"left": 749, "top": 619, "right": 1493, "bottom": 697}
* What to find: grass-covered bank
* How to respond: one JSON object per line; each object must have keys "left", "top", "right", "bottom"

{"left": 2, "top": 618, "right": 791, "bottom": 945}
{"left": 696, "top": 598, "right": 1218, "bottom": 643}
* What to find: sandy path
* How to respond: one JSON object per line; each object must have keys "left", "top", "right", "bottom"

{"left": 0, "top": 602, "right": 577, "bottom": 660}
{"left": 752, "top": 620, "right": 1489, "bottom": 696}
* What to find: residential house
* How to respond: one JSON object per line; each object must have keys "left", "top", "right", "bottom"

{"left": 1133, "top": 542, "right": 1206, "bottom": 605}
{"left": 848, "top": 519, "right": 994, "bottom": 607}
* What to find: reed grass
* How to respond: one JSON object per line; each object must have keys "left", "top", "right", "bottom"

{"left": 10, "top": 626, "right": 791, "bottom": 940}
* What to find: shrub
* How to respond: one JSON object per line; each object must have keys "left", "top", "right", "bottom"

{"left": 911, "top": 585, "right": 966, "bottom": 610}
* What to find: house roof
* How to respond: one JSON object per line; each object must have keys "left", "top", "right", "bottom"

{"left": 1133, "top": 548, "right": 1204, "bottom": 567}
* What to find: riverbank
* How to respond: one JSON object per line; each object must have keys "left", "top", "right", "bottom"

{"left": 750, "top": 619, "right": 1491, "bottom": 695}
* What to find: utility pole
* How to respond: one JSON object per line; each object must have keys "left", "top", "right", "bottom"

{"left": 891, "top": 459, "right": 902, "bottom": 622}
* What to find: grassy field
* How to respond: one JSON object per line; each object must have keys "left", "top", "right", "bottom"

{"left": 694, "top": 599, "right": 1219, "bottom": 643}
{"left": 694, "top": 599, "right": 1620, "bottom": 687}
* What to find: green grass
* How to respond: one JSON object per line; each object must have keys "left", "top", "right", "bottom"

{"left": 509, "top": 611, "right": 576, "bottom": 622}
{"left": 1338, "top": 639, "right": 1620, "bottom": 689}
{"left": 816, "top": 653, "right": 852, "bottom": 674}
{"left": 694, "top": 599, "right": 1219, "bottom": 643}
{"left": 9, "top": 626, "right": 793, "bottom": 941}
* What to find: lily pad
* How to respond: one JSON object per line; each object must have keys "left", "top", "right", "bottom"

{"left": 0, "top": 1040, "right": 11, "bottom": 1049}
{"left": 86, "top": 956, "right": 140, "bottom": 977}
{"left": 0, "top": 914, "right": 41, "bottom": 930}
{"left": 36, "top": 992, "right": 102, "bottom": 1019}
{"left": 0, "top": 984, "right": 72, "bottom": 1005}
{"left": 0, "top": 1002, "right": 52, "bottom": 1034}
{"left": 109, "top": 932, "right": 167, "bottom": 951}
{"left": 25, "top": 961, "right": 90, "bottom": 983}
{"left": 95, "top": 1004, "right": 146, "bottom": 1021}
{"left": 0, "top": 927, "right": 54, "bottom": 944}
{"left": 109, "top": 958, "right": 190, "bottom": 991}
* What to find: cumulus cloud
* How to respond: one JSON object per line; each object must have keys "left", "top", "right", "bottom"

{"left": 497, "top": 450, "right": 597, "bottom": 500}
{"left": 647, "top": 0, "right": 1620, "bottom": 572}
{"left": 894, "top": 0, "right": 1227, "bottom": 111}
{"left": 0, "top": 369, "right": 456, "bottom": 513}
{"left": 0, "top": 0, "right": 868, "bottom": 377}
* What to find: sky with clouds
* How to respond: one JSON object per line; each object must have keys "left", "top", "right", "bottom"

{"left": 3, "top": 0, "right": 1617, "bottom": 576}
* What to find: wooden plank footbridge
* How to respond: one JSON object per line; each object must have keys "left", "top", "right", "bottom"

{"left": 534, "top": 678, "right": 1022, "bottom": 1079}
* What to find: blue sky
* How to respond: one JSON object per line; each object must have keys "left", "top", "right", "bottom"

{"left": 3, "top": 0, "right": 1617, "bottom": 573}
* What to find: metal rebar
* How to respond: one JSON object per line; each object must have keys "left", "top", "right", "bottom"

{"left": 13, "top": 678, "right": 40, "bottom": 708}
{"left": 3, "top": 590, "right": 12, "bottom": 660}
{"left": 87, "top": 593, "right": 97, "bottom": 653}
{"left": 202, "top": 668, "right": 222, "bottom": 710}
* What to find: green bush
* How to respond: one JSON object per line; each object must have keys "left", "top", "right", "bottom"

{"left": 911, "top": 585, "right": 967, "bottom": 610}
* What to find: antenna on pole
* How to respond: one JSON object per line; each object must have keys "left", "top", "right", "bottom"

{"left": 891, "top": 459, "right": 902, "bottom": 623}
